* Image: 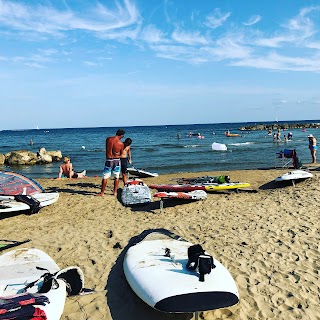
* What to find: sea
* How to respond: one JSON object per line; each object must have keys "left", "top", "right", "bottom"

{"left": 0, "top": 120, "right": 319, "bottom": 179}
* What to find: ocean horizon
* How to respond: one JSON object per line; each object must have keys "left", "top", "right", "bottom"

{"left": 1, "top": 119, "right": 319, "bottom": 179}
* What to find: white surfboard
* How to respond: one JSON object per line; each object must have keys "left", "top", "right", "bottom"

{"left": 127, "top": 167, "right": 159, "bottom": 178}
{"left": 123, "top": 230, "right": 239, "bottom": 313}
{"left": 275, "top": 170, "right": 313, "bottom": 182}
{"left": 0, "top": 248, "right": 66, "bottom": 320}
{"left": 0, "top": 192, "right": 59, "bottom": 213}
{"left": 153, "top": 190, "right": 207, "bottom": 200}
{"left": 122, "top": 179, "right": 152, "bottom": 206}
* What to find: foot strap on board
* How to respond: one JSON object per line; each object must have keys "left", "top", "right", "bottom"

{"left": 14, "top": 195, "right": 41, "bottom": 213}
{"left": 186, "top": 244, "right": 216, "bottom": 282}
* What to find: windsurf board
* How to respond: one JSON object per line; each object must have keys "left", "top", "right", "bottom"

{"left": 176, "top": 175, "right": 230, "bottom": 185}
{"left": 150, "top": 184, "right": 206, "bottom": 192}
{"left": 123, "top": 230, "right": 239, "bottom": 313}
{"left": 204, "top": 182, "right": 251, "bottom": 191}
{"left": 0, "top": 192, "right": 59, "bottom": 213}
{"left": 127, "top": 167, "right": 159, "bottom": 178}
{"left": 153, "top": 190, "right": 207, "bottom": 200}
{"left": 150, "top": 182, "right": 250, "bottom": 192}
{"left": 0, "top": 248, "right": 66, "bottom": 320}
{"left": 122, "top": 179, "right": 152, "bottom": 206}
{"left": 275, "top": 170, "right": 313, "bottom": 182}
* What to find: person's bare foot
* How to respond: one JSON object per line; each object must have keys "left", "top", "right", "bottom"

{"left": 96, "top": 193, "right": 104, "bottom": 197}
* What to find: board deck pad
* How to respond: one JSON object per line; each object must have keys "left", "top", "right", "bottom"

{"left": 123, "top": 230, "right": 239, "bottom": 313}
{"left": 122, "top": 179, "right": 152, "bottom": 206}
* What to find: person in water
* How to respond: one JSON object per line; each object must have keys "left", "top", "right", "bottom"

{"left": 308, "top": 134, "right": 317, "bottom": 163}
{"left": 120, "top": 138, "right": 132, "bottom": 185}
{"left": 98, "top": 128, "right": 125, "bottom": 196}
{"left": 58, "top": 156, "right": 86, "bottom": 179}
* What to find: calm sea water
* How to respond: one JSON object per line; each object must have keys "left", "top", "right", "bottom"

{"left": 0, "top": 120, "right": 319, "bottom": 179}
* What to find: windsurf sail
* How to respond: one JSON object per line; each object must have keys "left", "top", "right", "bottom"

{"left": 0, "top": 171, "right": 44, "bottom": 195}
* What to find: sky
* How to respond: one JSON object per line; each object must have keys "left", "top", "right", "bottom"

{"left": 1, "top": 0, "right": 320, "bottom": 130}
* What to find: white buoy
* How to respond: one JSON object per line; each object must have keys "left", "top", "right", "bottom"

{"left": 211, "top": 142, "right": 227, "bottom": 151}
{"left": 81, "top": 146, "right": 85, "bottom": 149}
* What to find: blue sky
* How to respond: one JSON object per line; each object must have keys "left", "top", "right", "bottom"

{"left": 1, "top": 0, "right": 320, "bottom": 130}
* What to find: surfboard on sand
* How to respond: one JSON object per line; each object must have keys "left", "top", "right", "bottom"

{"left": 275, "top": 170, "right": 313, "bottom": 182}
{"left": 0, "top": 248, "right": 67, "bottom": 320}
{"left": 123, "top": 229, "right": 239, "bottom": 313}
{"left": 153, "top": 190, "right": 207, "bottom": 200}
{"left": 203, "top": 182, "right": 250, "bottom": 191}
{"left": 0, "top": 192, "right": 59, "bottom": 213}
{"left": 150, "top": 182, "right": 250, "bottom": 192}
{"left": 127, "top": 167, "right": 159, "bottom": 178}
{"left": 122, "top": 179, "right": 152, "bottom": 206}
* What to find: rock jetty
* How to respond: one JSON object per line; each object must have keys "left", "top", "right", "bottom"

{"left": 239, "top": 122, "right": 320, "bottom": 131}
{"left": 0, "top": 148, "right": 62, "bottom": 166}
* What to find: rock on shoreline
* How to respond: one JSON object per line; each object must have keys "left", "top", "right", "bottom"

{"left": 239, "top": 122, "right": 320, "bottom": 131}
{"left": 0, "top": 148, "right": 62, "bottom": 166}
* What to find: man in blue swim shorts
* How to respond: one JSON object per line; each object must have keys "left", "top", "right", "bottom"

{"left": 98, "top": 129, "right": 125, "bottom": 196}
{"left": 103, "top": 159, "right": 121, "bottom": 180}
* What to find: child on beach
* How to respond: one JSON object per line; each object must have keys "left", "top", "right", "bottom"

{"left": 58, "top": 156, "right": 86, "bottom": 179}
{"left": 121, "top": 138, "right": 132, "bottom": 185}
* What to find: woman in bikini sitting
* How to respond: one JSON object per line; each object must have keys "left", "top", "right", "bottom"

{"left": 58, "top": 156, "right": 86, "bottom": 179}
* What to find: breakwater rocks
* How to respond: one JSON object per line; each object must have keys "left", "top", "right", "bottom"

{"left": 0, "top": 148, "right": 62, "bottom": 166}
{"left": 239, "top": 123, "right": 320, "bottom": 131}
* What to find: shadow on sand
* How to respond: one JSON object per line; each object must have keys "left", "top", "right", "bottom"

{"left": 105, "top": 229, "right": 193, "bottom": 320}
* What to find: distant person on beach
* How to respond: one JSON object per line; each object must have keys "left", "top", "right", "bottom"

{"left": 177, "top": 133, "right": 181, "bottom": 139}
{"left": 98, "top": 128, "right": 125, "bottom": 196}
{"left": 288, "top": 132, "right": 293, "bottom": 140}
{"left": 29, "top": 138, "right": 33, "bottom": 146}
{"left": 276, "top": 128, "right": 281, "bottom": 141}
{"left": 58, "top": 156, "right": 86, "bottom": 179}
{"left": 308, "top": 134, "right": 317, "bottom": 163}
{"left": 284, "top": 134, "right": 288, "bottom": 142}
{"left": 120, "top": 138, "right": 132, "bottom": 185}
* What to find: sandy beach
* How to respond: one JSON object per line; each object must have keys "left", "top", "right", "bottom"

{"left": 1, "top": 166, "right": 320, "bottom": 320}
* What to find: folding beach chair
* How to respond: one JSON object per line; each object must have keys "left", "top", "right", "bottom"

{"left": 275, "top": 149, "right": 301, "bottom": 169}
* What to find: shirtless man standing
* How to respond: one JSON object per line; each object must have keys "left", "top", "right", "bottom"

{"left": 98, "top": 128, "right": 125, "bottom": 196}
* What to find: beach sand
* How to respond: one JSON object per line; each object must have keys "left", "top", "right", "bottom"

{"left": 1, "top": 166, "right": 320, "bottom": 320}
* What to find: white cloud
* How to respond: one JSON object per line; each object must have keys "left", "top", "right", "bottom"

{"left": 204, "top": 8, "right": 231, "bottom": 29}
{"left": 172, "top": 29, "right": 209, "bottom": 45}
{"left": 0, "top": 0, "right": 141, "bottom": 37}
{"left": 83, "top": 61, "right": 101, "bottom": 67}
{"left": 243, "top": 15, "right": 261, "bottom": 26}
{"left": 139, "top": 25, "right": 166, "bottom": 43}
